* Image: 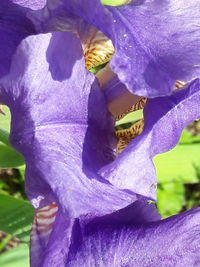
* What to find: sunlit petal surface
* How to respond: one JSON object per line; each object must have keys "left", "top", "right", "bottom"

{"left": 66, "top": 207, "right": 200, "bottom": 266}
{"left": 28, "top": 1, "right": 114, "bottom": 70}
{"left": 31, "top": 201, "right": 161, "bottom": 266}
{"left": 99, "top": 79, "right": 200, "bottom": 200}
{"left": 0, "top": 32, "right": 145, "bottom": 224}
{"left": 63, "top": 0, "right": 200, "bottom": 97}
{"left": 11, "top": 0, "right": 47, "bottom": 10}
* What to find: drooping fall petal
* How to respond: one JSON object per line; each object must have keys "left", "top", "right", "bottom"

{"left": 66, "top": 207, "right": 200, "bottom": 266}
{"left": 31, "top": 200, "right": 161, "bottom": 266}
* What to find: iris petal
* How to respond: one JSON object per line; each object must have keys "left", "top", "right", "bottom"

{"left": 67, "top": 207, "right": 200, "bottom": 266}
{"left": 99, "top": 79, "right": 200, "bottom": 201}
{"left": 31, "top": 200, "right": 161, "bottom": 266}
{"left": 0, "top": 0, "right": 36, "bottom": 78}
{"left": 0, "top": 32, "right": 145, "bottom": 222}
{"left": 63, "top": 0, "right": 200, "bottom": 97}
{"left": 28, "top": 1, "right": 115, "bottom": 71}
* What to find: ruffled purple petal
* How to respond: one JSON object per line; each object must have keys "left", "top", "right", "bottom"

{"left": 0, "top": 0, "right": 36, "bottom": 78}
{"left": 0, "top": 32, "right": 144, "bottom": 220}
{"left": 66, "top": 208, "right": 200, "bottom": 266}
{"left": 99, "top": 79, "right": 200, "bottom": 201}
{"left": 63, "top": 0, "right": 200, "bottom": 97}
{"left": 31, "top": 200, "right": 160, "bottom": 266}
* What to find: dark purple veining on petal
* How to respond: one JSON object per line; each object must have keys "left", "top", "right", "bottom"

{"left": 66, "top": 207, "right": 200, "bottom": 266}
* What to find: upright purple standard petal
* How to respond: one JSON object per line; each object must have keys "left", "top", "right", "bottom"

{"left": 99, "top": 79, "right": 200, "bottom": 200}
{"left": 66, "top": 208, "right": 200, "bottom": 266}
{"left": 0, "top": 1, "right": 36, "bottom": 78}
{"left": 63, "top": 0, "right": 200, "bottom": 97}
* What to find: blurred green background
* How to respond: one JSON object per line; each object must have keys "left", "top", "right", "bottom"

{"left": 0, "top": 105, "right": 199, "bottom": 266}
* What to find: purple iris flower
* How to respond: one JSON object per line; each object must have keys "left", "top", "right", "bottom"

{"left": 0, "top": 0, "right": 200, "bottom": 266}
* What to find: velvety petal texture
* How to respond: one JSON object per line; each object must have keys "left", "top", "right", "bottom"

{"left": 66, "top": 208, "right": 200, "bottom": 266}
{"left": 63, "top": 0, "right": 200, "bottom": 97}
{"left": 31, "top": 200, "right": 161, "bottom": 266}
{"left": 99, "top": 79, "right": 200, "bottom": 201}
{"left": 0, "top": 32, "right": 146, "bottom": 220}
{"left": 0, "top": 0, "right": 36, "bottom": 78}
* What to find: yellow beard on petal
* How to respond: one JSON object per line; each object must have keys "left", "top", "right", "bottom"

{"left": 116, "top": 119, "right": 144, "bottom": 154}
{"left": 115, "top": 98, "right": 146, "bottom": 154}
{"left": 116, "top": 97, "right": 147, "bottom": 121}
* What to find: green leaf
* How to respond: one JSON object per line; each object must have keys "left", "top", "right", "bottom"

{"left": 101, "top": 0, "right": 130, "bottom": 6}
{"left": 157, "top": 182, "right": 185, "bottom": 218}
{"left": 0, "top": 106, "right": 11, "bottom": 132}
{"left": 0, "top": 244, "right": 29, "bottom": 267}
{"left": 155, "top": 135, "right": 200, "bottom": 217}
{"left": 0, "top": 128, "right": 9, "bottom": 146}
{"left": 115, "top": 110, "right": 143, "bottom": 126}
{"left": 0, "top": 106, "right": 25, "bottom": 167}
{"left": 0, "top": 233, "right": 12, "bottom": 252}
{"left": 18, "top": 165, "right": 26, "bottom": 179}
{"left": 0, "top": 144, "right": 24, "bottom": 168}
{"left": 0, "top": 194, "right": 34, "bottom": 242}
{"left": 179, "top": 129, "right": 200, "bottom": 144}
{"left": 154, "top": 143, "right": 200, "bottom": 184}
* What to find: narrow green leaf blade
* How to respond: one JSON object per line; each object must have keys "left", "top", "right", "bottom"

{"left": 0, "top": 128, "right": 9, "bottom": 146}
{"left": 0, "top": 144, "right": 24, "bottom": 168}
{"left": 115, "top": 110, "right": 143, "bottom": 126}
{"left": 0, "top": 194, "right": 34, "bottom": 242}
{"left": 0, "top": 244, "right": 29, "bottom": 267}
{"left": 101, "top": 0, "right": 130, "bottom": 6}
{"left": 154, "top": 143, "right": 200, "bottom": 184}
{"left": 1, "top": 106, "right": 11, "bottom": 132}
